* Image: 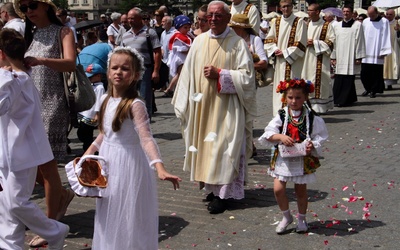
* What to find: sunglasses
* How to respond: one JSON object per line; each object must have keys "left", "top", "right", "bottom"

{"left": 20, "top": 1, "right": 39, "bottom": 13}
{"left": 143, "top": 17, "right": 150, "bottom": 20}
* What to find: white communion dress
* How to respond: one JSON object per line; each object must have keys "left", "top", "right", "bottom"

{"left": 91, "top": 98, "right": 162, "bottom": 250}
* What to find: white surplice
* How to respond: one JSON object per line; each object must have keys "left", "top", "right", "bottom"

{"left": 362, "top": 17, "right": 391, "bottom": 65}
{"left": 331, "top": 20, "right": 366, "bottom": 75}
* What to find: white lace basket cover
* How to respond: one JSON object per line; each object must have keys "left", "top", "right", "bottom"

{"left": 65, "top": 155, "right": 108, "bottom": 197}
{"left": 278, "top": 107, "right": 310, "bottom": 158}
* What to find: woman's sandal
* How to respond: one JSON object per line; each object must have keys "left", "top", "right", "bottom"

{"left": 29, "top": 235, "right": 47, "bottom": 247}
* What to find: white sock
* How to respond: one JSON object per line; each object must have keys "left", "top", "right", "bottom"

{"left": 297, "top": 213, "right": 307, "bottom": 228}
{"left": 278, "top": 209, "right": 292, "bottom": 227}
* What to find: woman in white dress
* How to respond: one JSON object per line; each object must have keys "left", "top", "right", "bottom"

{"left": 84, "top": 47, "right": 181, "bottom": 249}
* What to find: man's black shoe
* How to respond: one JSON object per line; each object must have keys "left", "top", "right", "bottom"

{"left": 361, "top": 91, "right": 370, "bottom": 96}
{"left": 207, "top": 197, "right": 227, "bottom": 214}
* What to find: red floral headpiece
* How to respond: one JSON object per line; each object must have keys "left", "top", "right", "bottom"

{"left": 276, "top": 78, "right": 315, "bottom": 94}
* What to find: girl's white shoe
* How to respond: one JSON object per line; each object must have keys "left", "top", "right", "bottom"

{"left": 275, "top": 215, "right": 293, "bottom": 234}
{"left": 296, "top": 222, "right": 309, "bottom": 233}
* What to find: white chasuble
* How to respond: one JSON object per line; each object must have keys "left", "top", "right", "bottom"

{"left": 172, "top": 29, "right": 256, "bottom": 185}
{"left": 384, "top": 20, "right": 400, "bottom": 80}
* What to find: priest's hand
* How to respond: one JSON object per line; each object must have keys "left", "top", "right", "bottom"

{"left": 355, "top": 59, "right": 361, "bottom": 65}
{"left": 204, "top": 65, "right": 220, "bottom": 79}
{"left": 274, "top": 49, "right": 283, "bottom": 57}
{"left": 307, "top": 39, "right": 313, "bottom": 47}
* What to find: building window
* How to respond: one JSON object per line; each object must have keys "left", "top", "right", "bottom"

{"left": 73, "top": 0, "right": 78, "bottom": 4}
{"left": 82, "top": 0, "right": 88, "bottom": 4}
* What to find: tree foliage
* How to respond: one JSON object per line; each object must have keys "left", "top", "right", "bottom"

{"left": 53, "top": 0, "right": 69, "bottom": 10}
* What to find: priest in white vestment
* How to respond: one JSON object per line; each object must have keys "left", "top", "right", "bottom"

{"left": 172, "top": 1, "right": 256, "bottom": 214}
{"left": 301, "top": 3, "right": 335, "bottom": 114}
{"left": 229, "top": 0, "right": 260, "bottom": 32}
{"left": 360, "top": 6, "right": 391, "bottom": 98}
{"left": 331, "top": 6, "right": 365, "bottom": 107}
{"left": 383, "top": 9, "right": 400, "bottom": 90}
{"left": 265, "top": 0, "right": 307, "bottom": 115}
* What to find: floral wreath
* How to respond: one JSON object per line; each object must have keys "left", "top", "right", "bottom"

{"left": 108, "top": 46, "right": 145, "bottom": 80}
{"left": 276, "top": 78, "right": 315, "bottom": 94}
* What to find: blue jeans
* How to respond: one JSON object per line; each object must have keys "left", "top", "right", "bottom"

{"left": 137, "top": 65, "right": 153, "bottom": 119}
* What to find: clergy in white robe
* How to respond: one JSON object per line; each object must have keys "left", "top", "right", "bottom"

{"left": 360, "top": 6, "right": 391, "bottom": 98}
{"left": 265, "top": 0, "right": 307, "bottom": 115}
{"left": 383, "top": 9, "right": 400, "bottom": 89}
{"left": 230, "top": 0, "right": 260, "bottom": 33}
{"left": 301, "top": 4, "right": 335, "bottom": 114}
{"left": 172, "top": 1, "right": 256, "bottom": 214}
{"left": 331, "top": 6, "right": 365, "bottom": 107}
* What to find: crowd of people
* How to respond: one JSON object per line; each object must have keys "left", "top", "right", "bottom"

{"left": 0, "top": 0, "right": 399, "bottom": 249}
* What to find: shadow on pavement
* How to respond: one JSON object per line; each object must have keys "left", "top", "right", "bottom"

{"left": 308, "top": 219, "right": 385, "bottom": 236}
{"left": 153, "top": 132, "right": 182, "bottom": 141}
{"left": 355, "top": 101, "right": 399, "bottom": 106}
{"left": 159, "top": 216, "right": 189, "bottom": 242}
{"left": 223, "top": 188, "right": 328, "bottom": 212}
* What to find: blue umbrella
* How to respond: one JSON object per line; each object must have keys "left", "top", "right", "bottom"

{"left": 77, "top": 43, "right": 112, "bottom": 70}
{"left": 322, "top": 7, "right": 343, "bottom": 18}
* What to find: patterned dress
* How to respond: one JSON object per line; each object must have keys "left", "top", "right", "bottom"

{"left": 25, "top": 24, "right": 69, "bottom": 159}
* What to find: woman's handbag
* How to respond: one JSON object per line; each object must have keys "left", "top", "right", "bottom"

{"left": 65, "top": 155, "right": 108, "bottom": 198}
{"left": 58, "top": 29, "right": 96, "bottom": 113}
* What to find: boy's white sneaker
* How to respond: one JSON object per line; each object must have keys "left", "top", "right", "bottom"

{"left": 48, "top": 224, "right": 69, "bottom": 250}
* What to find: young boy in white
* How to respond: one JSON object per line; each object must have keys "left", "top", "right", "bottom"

{"left": 0, "top": 29, "right": 69, "bottom": 250}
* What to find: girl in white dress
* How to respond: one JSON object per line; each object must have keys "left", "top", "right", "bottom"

{"left": 258, "top": 78, "right": 328, "bottom": 234}
{"left": 84, "top": 47, "right": 181, "bottom": 249}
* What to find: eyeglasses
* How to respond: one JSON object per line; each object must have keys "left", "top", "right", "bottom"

{"left": 19, "top": 1, "right": 39, "bottom": 13}
{"left": 143, "top": 17, "right": 150, "bottom": 20}
{"left": 206, "top": 13, "right": 226, "bottom": 19}
{"left": 197, "top": 17, "right": 208, "bottom": 23}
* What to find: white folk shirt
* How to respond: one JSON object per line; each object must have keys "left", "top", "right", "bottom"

{"left": 362, "top": 17, "right": 391, "bottom": 65}
{"left": 0, "top": 69, "right": 53, "bottom": 172}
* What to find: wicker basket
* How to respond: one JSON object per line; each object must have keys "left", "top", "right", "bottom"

{"left": 65, "top": 155, "right": 108, "bottom": 197}
{"left": 74, "top": 156, "right": 107, "bottom": 188}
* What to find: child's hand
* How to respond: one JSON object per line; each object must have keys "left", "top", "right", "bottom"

{"left": 158, "top": 170, "right": 182, "bottom": 190}
{"left": 280, "top": 135, "right": 295, "bottom": 146}
{"left": 24, "top": 56, "right": 42, "bottom": 67}
{"left": 305, "top": 140, "right": 314, "bottom": 155}
{"left": 1, "top": 66, "right": 12, "bottom": 71}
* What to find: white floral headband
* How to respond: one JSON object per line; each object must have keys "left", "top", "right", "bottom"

{"left": 108, "top": 46, "right": 145, "bottom": 80}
